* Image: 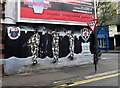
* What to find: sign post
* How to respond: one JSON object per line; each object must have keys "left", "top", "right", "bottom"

{"left": 87, "top": 19, "right": 98, "bottom": 73}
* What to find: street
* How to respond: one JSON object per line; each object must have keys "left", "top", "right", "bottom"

{"left": 1, "top": 53, "right": 119, "bottom": 87}
{"left": 81, "top": 75, "right": 119, "bottom": 86}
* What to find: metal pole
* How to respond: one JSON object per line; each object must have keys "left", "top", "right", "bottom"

{"left": 94, "top": 0, "right": 97, "bottom": 19}
{"left": 94, "top": 0, "right": 98, "bottom": 73}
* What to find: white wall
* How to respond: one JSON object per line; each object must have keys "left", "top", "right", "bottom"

{"left": 3, "top": 0, "right": 16, "bottom": 24}
{"left": 109, "top": 25, "right": 117, "bottom": 37}
{"left": 109, "top": 25, "right": 118, "bottom": 47}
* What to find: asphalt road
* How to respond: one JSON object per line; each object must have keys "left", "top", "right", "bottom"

{"left": 81, "top": 75, "right": 119, "bottom": 86}
{"left": 1, "top": 53, "right": 119, "bottom": 87}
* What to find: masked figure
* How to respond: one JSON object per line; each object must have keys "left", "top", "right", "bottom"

{"left": 28, "top": 32, "right": 40, "bottom": 65}
{"left": 67, "top": 31, "right": 74, "bottom": 60}
{"left": 52, "top": 31, "right": 59, "bottom": 63}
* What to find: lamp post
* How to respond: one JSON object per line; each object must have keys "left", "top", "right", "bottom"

{"left": 87, "top": 18, "right": 98, "bottom": 73}
{"left": 87, "top": 0, "right": 98, "bottom": 72}
{"left": 94, "top": 0, "right": 98, "bottom": 72}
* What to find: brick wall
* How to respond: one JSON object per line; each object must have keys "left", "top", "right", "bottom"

{"left": 0, "top": 2, "right": 5, "bottom": 75}
{"left": 0, "top": 25, "right": 4, "bottom": 75}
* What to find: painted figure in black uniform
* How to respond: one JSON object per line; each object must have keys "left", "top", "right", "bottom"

{"left": 74, "top": 36, "right": 81, "bottom": 54}
{"left": 41, "top": 31, "right": 53, "bottom": 58}
{"left": 28, "top": 30, "right": 40, "bottom": 65}
{"left": 59, "top": 36, "right": 63, "bottom": 58}
{"left": 62, "top": 35, "right": 70, "bottom": 57}
{"left": 38, "top": 32, "right": 42, "bottom": 58}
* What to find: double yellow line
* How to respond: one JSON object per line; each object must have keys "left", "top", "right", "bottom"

{"left": 55, "top": 72, "right": 120, "bottom": 88}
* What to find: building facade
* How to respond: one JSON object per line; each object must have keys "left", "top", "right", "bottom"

{"left": 0, "top": 0, "right": 99, "bottom": 74}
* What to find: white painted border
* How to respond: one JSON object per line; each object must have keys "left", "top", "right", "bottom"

{"left": 18, "top": 18, "right": 88, "bottom": 26}
{"left": 85, "top": 70, "right": 119, "bottom": 79}
{"left": 17, "top": 0, "right": 20, "bottom": 22}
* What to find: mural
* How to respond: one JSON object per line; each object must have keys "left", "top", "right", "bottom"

{"left": 2, "top": 25, "right": 94, "bottom": 74}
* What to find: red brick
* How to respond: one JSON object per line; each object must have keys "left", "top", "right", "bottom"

{"left": 0, "top": 64, "right": 4, "bottom": 75}
{"left": 0, "top": 14, "right": 2, "bottom": 18}
{"left": 0, "top": 3, "right": 3, "bottom": 9}
{"left": 0, "top": 54, "right": 4, "bottom": 59}
{"left": 0, "top": 24, "right": 3, "bottom": 28}
{"left": 0, "top": 44, "right": 4, "bottom": 49}
{"left": 0, "top": 54, "right": 4, "bottom": 75}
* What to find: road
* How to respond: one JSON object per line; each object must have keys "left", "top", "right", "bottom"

{"left": 59, "top": 72, "right": 119, "bottom": 87}
{"left": 81, "top": 75, "right": 119, "bottom": 86}
{"left": 1, "top": 53, "right": 119, "bottom": 87}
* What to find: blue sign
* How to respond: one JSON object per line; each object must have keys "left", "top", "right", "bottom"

{"left": 97, "top": 26, "right": 109, "bottom": 50}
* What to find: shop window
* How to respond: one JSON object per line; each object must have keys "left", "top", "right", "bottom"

{"left": 117, "top": 25, "right": 120, "bottom": 32}
{"left": 98, "top": 38, "right": 107, "bottom": 48}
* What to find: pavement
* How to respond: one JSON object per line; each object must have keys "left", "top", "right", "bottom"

{"left": 101, "top": 50, "right": 120, "bottom": 53}
{"left": 1, "top": 52, "right": 119, "bottom": 87}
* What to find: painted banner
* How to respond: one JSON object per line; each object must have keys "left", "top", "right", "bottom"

{"left": 18, "top": 0, "right": 95, "bottom": 25}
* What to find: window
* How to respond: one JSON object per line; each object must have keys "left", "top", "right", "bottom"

{"left": 117, "top": 25, "right": 120, "bottom": 32}
{"left": 98, "top": 38, "right": 107, "bottom": 48}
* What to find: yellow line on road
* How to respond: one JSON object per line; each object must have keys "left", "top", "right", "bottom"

{"left": 59, "top": 73, "right": 120, "bottom": 87}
